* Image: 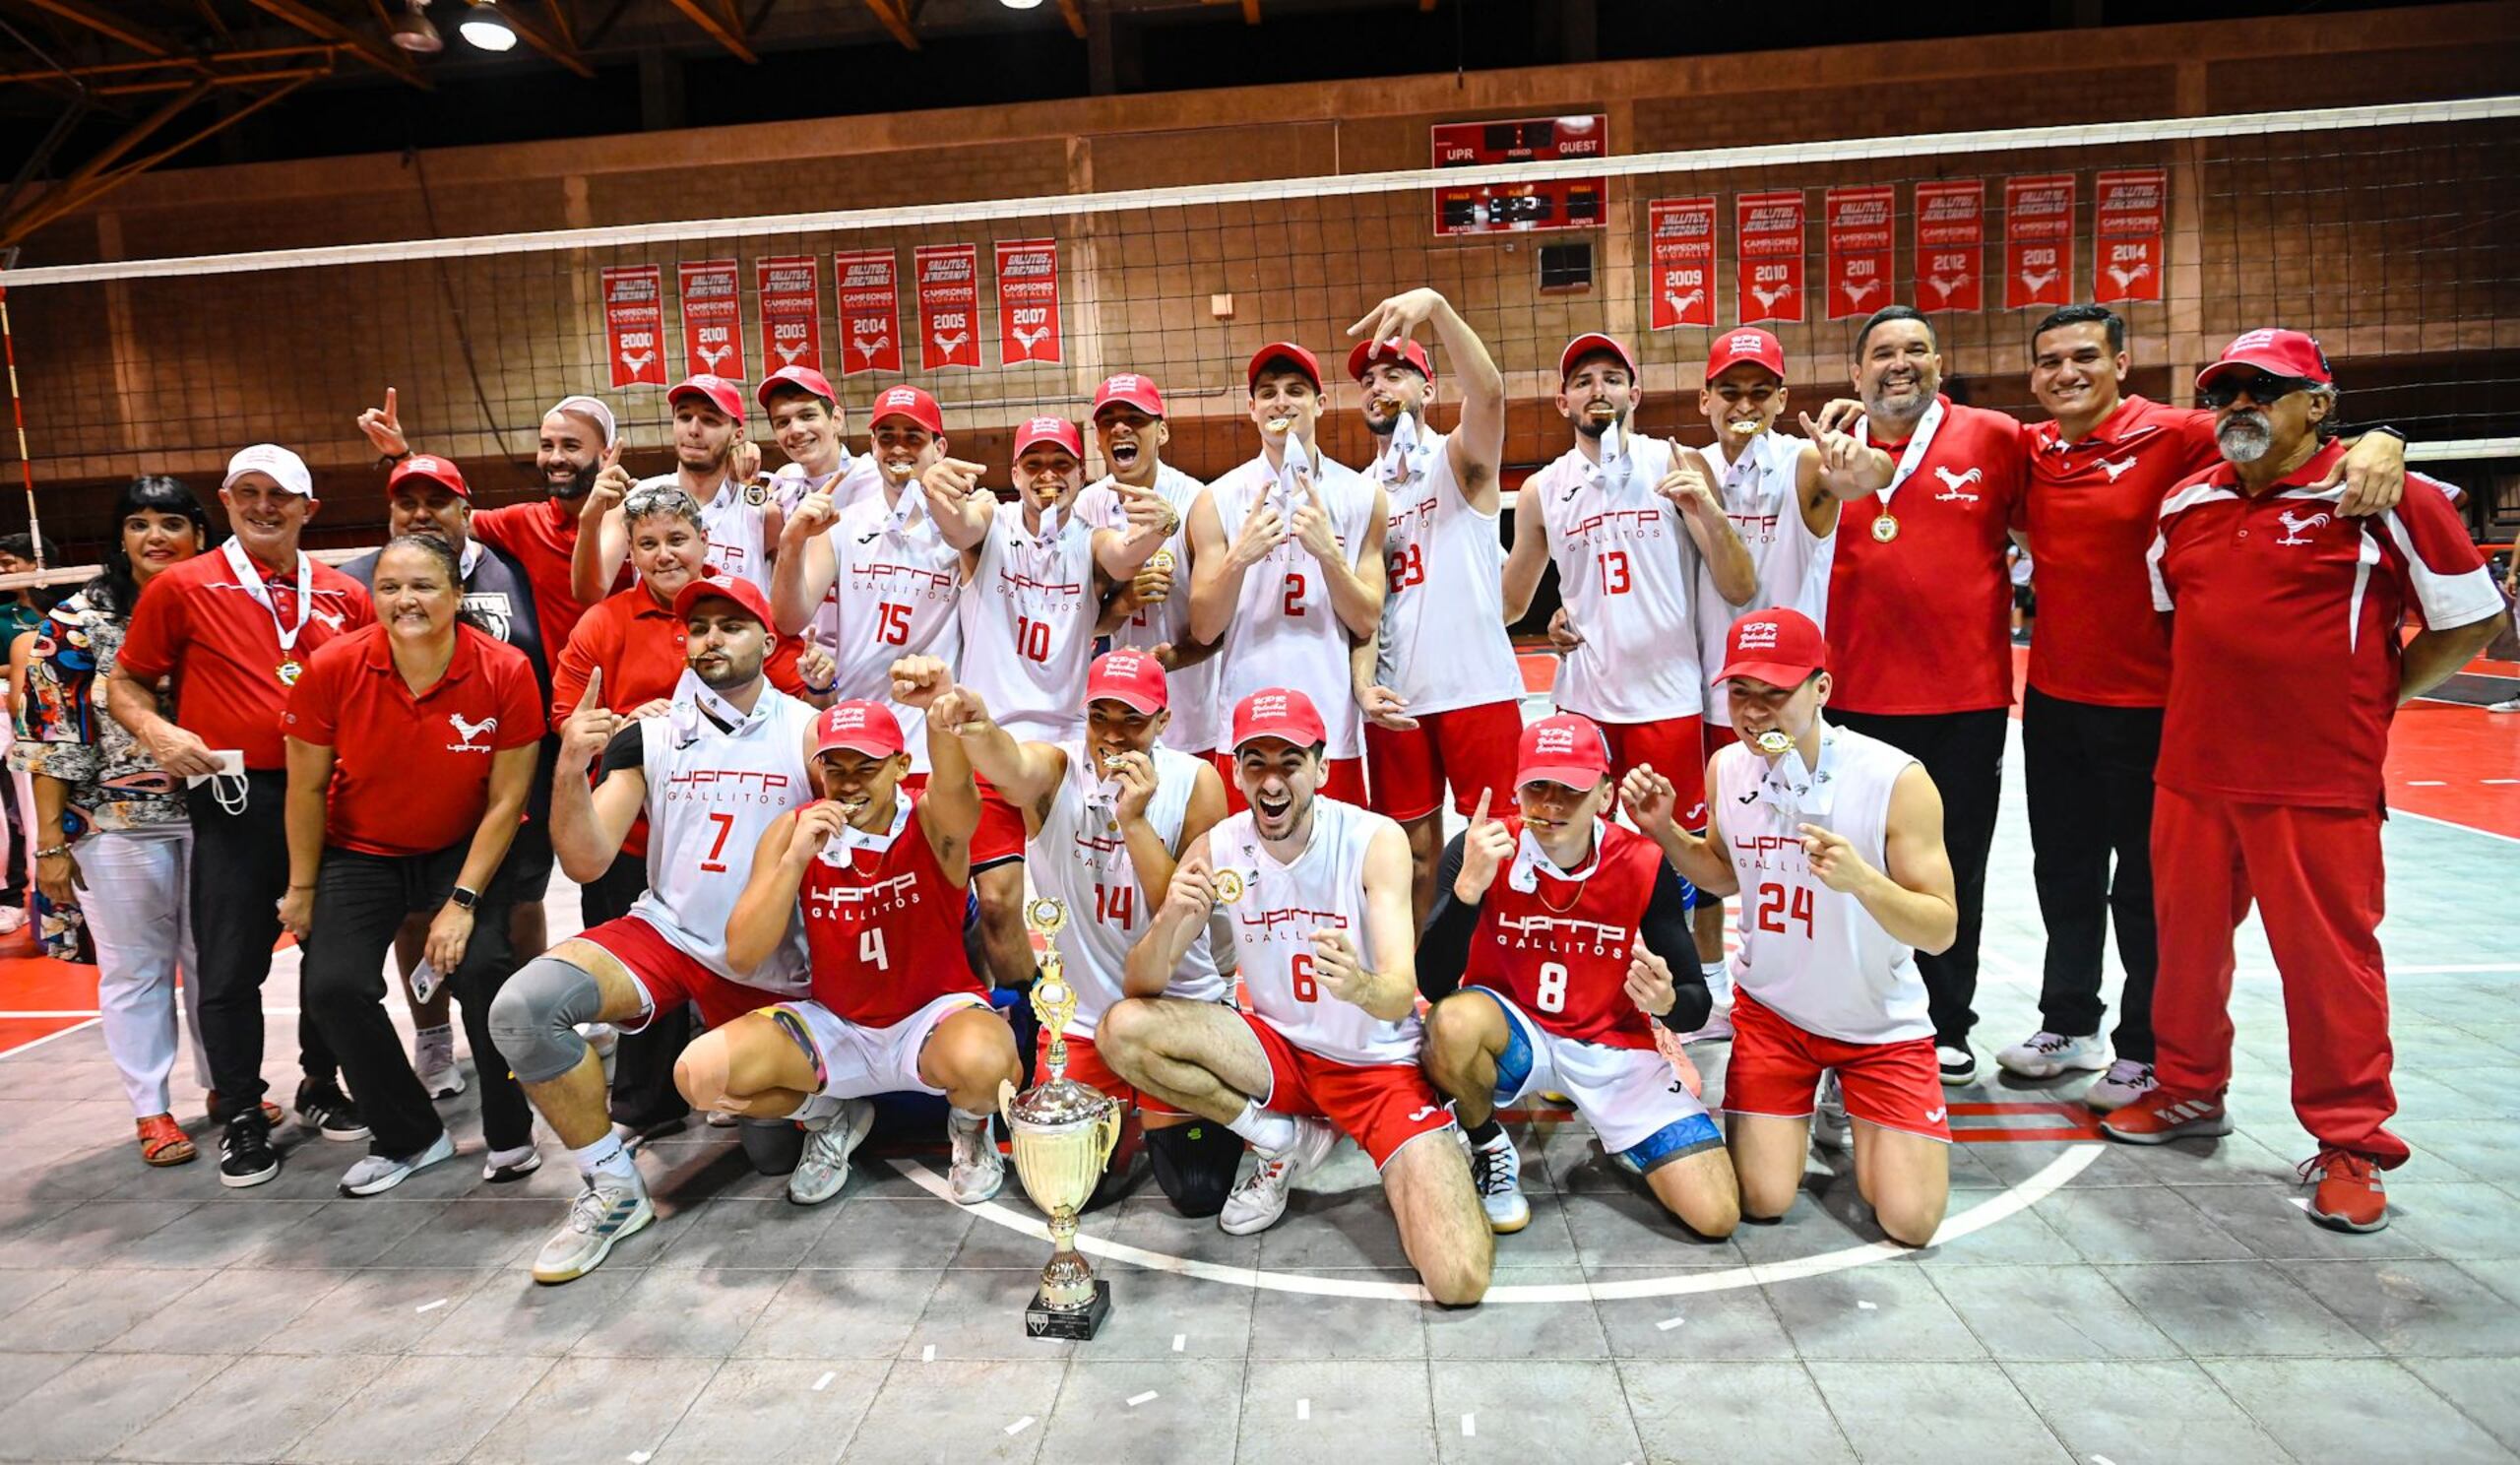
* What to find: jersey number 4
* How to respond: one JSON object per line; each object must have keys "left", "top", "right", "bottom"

{"left": 858, "top": 926, "right": 890, "bottom": 971}
{"left": 1755, "top": 881, "right": 1815, "bottom": 939}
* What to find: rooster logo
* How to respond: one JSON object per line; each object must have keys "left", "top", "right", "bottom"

{"left": 696, "top": 343, "right": 732, "bottom": 371}
{"left": 447, "top": 712, "right": 497, "bottom": 749}
{"left": 2106, "top": 262, "right": 2152, "bottom": 291}
{"left": 1840, "top": 278, "right": 1881, "bottom": 307}
{"left": 309, "top": 605, "right": 346, "bottom": 631}
{"left": 2277, "top": 508, "right": 2331, "bottom": 545}
{"left": 1749, "top": 283, "right": 1795, "bottom": 312}
{"left": 1010, "top": 324, "right": 1053, "bottom": 356}
{"left": 774, "top": 341, "right": 810, "bottom": 365}
{"left": 850, "top": 333, "right": 890, "bottom": 360}
{"left": 932, "top": 330, "right": 969, "bottom": 356}
{"left": 618, "top": 349, "right": 654, "bottom": 374}
{"left": 1663, "top": 287, "right": 1704, "bottom": 319}
{"left": 1923, "top": 274, "right": 1969, "bottom": 302}
{"left": 2018, "top": 268, "right": 2060, "bottom": 295}
{"left": 1932, "top": 466, "right": 1983, "bottom": 501}
{"left": 2099, "top": 455, "right": 2138, "bottom": 481}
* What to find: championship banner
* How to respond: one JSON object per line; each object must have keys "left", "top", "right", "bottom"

{"left": 1735, "top": 191, "right": 1805, "bottom": 324}
{"left": 756, "top": 256, "right": 822, "bottom": 375}
{"left": 677, "top": 259, "right": 745, "bottom": 379}
{"left": 914, "top": 244, "right": 980, "bottom": 372}
{"left": 600, "top": 265, "right": 667, "bottom": 389}
{"left": 994, "top": 237, "right": 1062, "bottom": 365}
{"left": 1647, "top": 197, "right": 1716, "bottom": 330}
{"left": 1824, "top": 185, "right": 1897, "bottom": 321}
{"left": 834, "top": 249, "right": 902, "bottom": 377}
{"left": 1914, "top": 179, "right": 1985, "bottom": 313}
{"left": 2003, "top": 174, "right": 2076, "bottom": 310}
{"left": 2093, "top": 168, "right": 2168, "bottom": 304}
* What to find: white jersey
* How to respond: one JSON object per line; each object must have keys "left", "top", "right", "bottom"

{"left": 1369, "top": 427, "right": 1522, "bottom": 715}
{"left": 957, "top": 508, "right": 1101, "bottom": 742}
{"left": 769, "top": 454, "right": 847, "bottom": 516}
{"left": 1077, "top": 463, "right": 1221, "bottom": 753}
{"left": 1714, "top": 726, "right": 1927, "bottom": 1045}
{"left": 1210, "top": 798, "right": 1417, "bottom": 1065}
{"left": 1207, "top": 449, "right": 1379, "bottom": 760}
{"left": 1030, "top": 742, "right": 1224, "bottom": 1036}
{"left": 826, "top": 484, "right": 966, "bottom": 773}
{"left": 1533, "top": 434, "right": 1708, "bottom": 723}
{"left": 1693, "top": 431, "right": 1833, "bottom": 726}
{"left": 639, "top": 473, "right": 774, "bottom": 593}
{"left": 630, "top": 685, "right": 819, "bottom": 992}
{"left": 788, "top": 459, "right": 891, "bottom": 652}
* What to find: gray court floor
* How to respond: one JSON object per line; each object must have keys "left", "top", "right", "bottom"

{"left": 0, "top": 719, "right": 2515, "bottom": 1464}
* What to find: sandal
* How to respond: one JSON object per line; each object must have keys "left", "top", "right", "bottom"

{"left": 138, "top": 1114, "right": 197, "bottom": 1167}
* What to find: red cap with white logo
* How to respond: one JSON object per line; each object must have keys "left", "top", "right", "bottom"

{"left": 669, "top": 374, "right": 746, "bottom": 425}
{"left": 669, "top": 572, "right": 778, "bottom": 629}
{"left": 1716, "top": 607, "right": 1830, "bottom": 687}
{"left": 387, "top": 453, "right": 471, "bottom": 501}
{"left": 1246, "top": 342, "right": 1322, "bottom": 393}
{"left": 1705, "top": 327, "right": 1787, "bottom": 382}
{"left": 756, "top": 365, "right": 838, "bottom": 410}
{"left": 1012, "top": 416, "right": 1084, "bottom": 461}
{"left": 1086, "top": 650, "right": 1167, "bottom": 714}
{"left": 1230, "top": 687, "right": 1326, "bottom": 751}
{"left": 1348, "top": 337, "right": 1435, "bottom": 383}
{"left": 813, "top": 700, "right": 906, "bottom": 759}
{"left": 868, "top": 385, "right": 945, "bottom": 436}
{"left": 1093, "top": 373, "right": 1166, "bottom": 418}
{"left": 2195, "top": 328, "right": 2334, "bottom": 392}
{"left": 1516, "top": 713, "right": 1612, "bottom": 791}
{"left": 1559, "top": 332, "right": 1639, "bottom": 384}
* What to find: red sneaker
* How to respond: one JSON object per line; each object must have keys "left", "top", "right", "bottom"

{"left": 2301, "top": 1149, "right": 2389, "bottom": 1233}
{"left": 2098, "top": 1087, "right": 2232, "bottom": 1145}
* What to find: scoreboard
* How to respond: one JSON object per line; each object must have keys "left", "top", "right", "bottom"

{"left": 1429, "top": 114, "right": 1608, "bottom": 237}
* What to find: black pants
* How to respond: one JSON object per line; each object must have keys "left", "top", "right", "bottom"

{"left": 2022, "top": 687, "right": 2163, "bottom": 1062}
{"left": 301, "top": 844, "right": 531, "bottom": 1159}
{"left": 189, "top": 773, "right": 338, "bottom": 1113}
{"left": 580, "top": 848, "right": 690, "bottom": 1129}
{"left": 1830, "top": 708, "right": 2007, "bottom": 1050}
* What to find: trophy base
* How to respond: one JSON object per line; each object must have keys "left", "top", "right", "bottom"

{"left": 1024, "top": 1280, "right": 1112, "bottom": 1341}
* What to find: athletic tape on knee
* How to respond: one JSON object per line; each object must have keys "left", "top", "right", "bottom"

{"left": 675, "top": 1034, "right": 736, "bottom": 1112}
{"left": 488, "top": 954, "right": 604, "bottom": 1084}
{"left": 1147, "top": 1120, "right": 1241, "bottom": 1218}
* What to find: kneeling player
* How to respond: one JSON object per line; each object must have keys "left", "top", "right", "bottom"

{"left": 1418, "top": 715, "right": 1738, "bottom": 1240}
{"left": 946, "top": 649, "right": 1241, "bottom": 1215}
{"left": 1099, "top": 689, "right": 1490, "bottom": 1306}
{"left": 676, "top": 663, "right": 1017, "bottom": 1207}
{"left": 1626, "top": 609, "right": 1959, "bottom": 1247}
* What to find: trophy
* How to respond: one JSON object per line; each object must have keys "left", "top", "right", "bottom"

{"left": 997, "top": 897, "right": 1122, "bottom": 1340}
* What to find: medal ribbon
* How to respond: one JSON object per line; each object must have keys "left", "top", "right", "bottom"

{"left": 1870, "top": 397, "right": 1948, "bottom": 522}
{"left": 220, "top": 539, "right": 313, "bottom": 656}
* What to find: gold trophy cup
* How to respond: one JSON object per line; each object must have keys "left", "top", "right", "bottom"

{"left": 997, "top": 897, "right": 1122, "bottom": 1340}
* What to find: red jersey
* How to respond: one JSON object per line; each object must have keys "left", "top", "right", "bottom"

{"left": 2150, "top": 440, "right": 2500, "bottom": 810}
{"left": 2025, "top": 395, "right": 2220, "bottom": 707}
{"left": 284, "top": 622, "right": 542, "bottom": 857}
{"left": 470, "top": 497, "right": 628, "bottom": 657}
{"left": 116, "top": 542, "right": 374, "bottom": 771}
{"left": 1827, "top": 397, "right": 2028, "bottom": 715}
{"left": 799, "top": 796, "right": 984, "bottom": 1028}
{"left": 1463, "top": 817, "right": 1667, "bottom": 1051}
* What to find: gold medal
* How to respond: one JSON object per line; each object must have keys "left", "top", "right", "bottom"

{"left": 1148, "top": 548, "right": 1176, "bottom": 575}
{"left": 1214, "top": 868, "right": 1246, "bottom": 904}
{"left": 277, "top": 660, "right": 303, "bottom": 686}
{"left": 1870, "top": 512, "right": 1900, "bottom": 543}
{"left": 1752, "top": 730, "right": 1794, "bottom": 756}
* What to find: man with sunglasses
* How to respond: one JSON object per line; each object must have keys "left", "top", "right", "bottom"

{"left": 2101, "top": 330, "right": 2504, "bottom": 1236}
{"left": 2003, "top": 306, "right": 2411, "bottom": 1115}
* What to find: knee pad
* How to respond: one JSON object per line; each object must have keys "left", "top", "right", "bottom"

{"left": 488, "top": 955, "right": 604, "bottom": 1085}
{"left": 1147, "top": 1119, "right": 1242, "bottom": 1218}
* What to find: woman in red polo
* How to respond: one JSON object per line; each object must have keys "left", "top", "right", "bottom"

{"left": 282, "top": 535, "right": 543, "bottom": 1195}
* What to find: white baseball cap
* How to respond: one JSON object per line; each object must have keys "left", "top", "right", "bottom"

{"left": 222, "top": 443, "right": 314, "bottom": 498}
{"left": 549, "top": 394, "right": 618, "bottom": 449}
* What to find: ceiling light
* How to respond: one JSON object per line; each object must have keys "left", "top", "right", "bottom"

{"left": 389, "top": 0, "right": 443, "bottom": 54}
{"left": 999, "top": 0, "right": 1046, "bottom": 9}
{"left": 458, "top": 0, "right": 518, "bottom": 51}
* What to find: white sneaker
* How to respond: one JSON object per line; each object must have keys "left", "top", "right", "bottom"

{"left": 1936, "top": 1045, "right": 1981, "bottom": 1087}
{"left": 1811, "top": 1072, "right": 1851, "bottom": 1152}
{"left": 946, "top": 1110, "right": 1004, "bottom": 1205}
{"left": 704, "top": 1110, "right": 740, "bottom": 1128}
{"left": 788, "top": 1100, "right": 875, "bottom": 1206}
{"left": 1996, "top": 1030, "right": 2110, "bottom": 1079}
{"left": 0, "top": 905, "right": 26, "bottom": 935}
{"left": 339, "top": 1129, "right": 456, "bottom": 1196}
{"left": 414, "top": 1027, "right": 466, "bottom": 1100}
{"left": 580, "top": 1022, "right": 619, "bottom": 1084}
{"left": 2085, "top": 1059, "right": 2158, "bottom": 1113}
{"left": 1219, "top": 1117, "right": 1338, "bottom": 1236}
{"left": 533, "top": 1170, "right": 654, "bottom": 1284}
{"left": 2487, "top": 698, "right": 2520, "bottom": 714}
{"left": 482, "top": 1144, "right": 542, "bottom": 1182}
{"left": 1469, "top": 1130, "right": 1529, "bottom": 1234}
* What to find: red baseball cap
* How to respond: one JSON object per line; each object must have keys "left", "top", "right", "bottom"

{"left": 1086, "top": 649, "right": 1167, "bottom": 714}
{"left": 1348, "top": 337, "right": 1435, "bottom": 383}
{"left": 2196, "top": 328, "right": 2334, "bottom": 392}
{"left": 1230, "top": 687, "right": 1326, "bottom": 751}
{"left": 1559, "top": 332, "right": 1639, "bottom": 383}
{"left": 669, "top": 572, "right": 778, "bottom": 629}
{"left": 1705, "top": 327, "right": 1787, "bottom": 382}
{"left": 1013, "top": 416, "right": 1084, "bottom": 461}
{"left": 387, "top": 453, "right": 471, "bottom": 501}
{"left": 812, "top": 700, "right": 906, "bottom": 760}
{"left": 868, "top": 384, "right": 945, "bottom": 436}
{"left": 1093, "top": 373, "right": 1166, "bottom": 418}
{"left": 756, "top": 364, "right": 838, "bottom": 410}
{"left": 1716, "top": 607, "right": 1830, "bottom": 687}
{"left": 669, "top": 374, "right": 746, "bottom": 425}
{"left": 1246, "top": 342, "right": 1322, "bottom": 393}
{"left": 1516, "top": 713, "right": 1612, "bottom": 792}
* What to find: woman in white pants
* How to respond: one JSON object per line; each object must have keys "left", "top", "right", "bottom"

{"left": 13, "top": 478, "right": 211, "bottom": 1165}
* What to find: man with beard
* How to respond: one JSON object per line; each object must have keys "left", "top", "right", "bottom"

{"left": 2102, "top": 330, "right": 2503, "bottom": 1236}
{"left": 574, "top": 375, "right": 782, "bottom": 602}
{"left": 1076, "top": 374, "right": 1224, "bottom": 759}
{"left": 489, "top": 575, "right": 823, "bottom": 1281}
{"left": 1340, "top": 288, "right": 1517, "bottom": 927}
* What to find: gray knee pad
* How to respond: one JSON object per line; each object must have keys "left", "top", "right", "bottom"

{"left": 1147, "top": 1119, "right": 1242, "bottom": 1218}
{"left": 488, "top": 955, "right": 606, "bottom": 1084}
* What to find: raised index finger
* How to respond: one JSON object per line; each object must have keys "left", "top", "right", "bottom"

{"left": 578, "top": 667, "right": 604, "bottom": 710}
{"left": 1471, "top": 786, "right": 1492, "bottom": 827}
{"left": 383, "top": 386, "right": 398, "bottom": 419}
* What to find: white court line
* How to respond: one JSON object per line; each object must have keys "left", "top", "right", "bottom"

{"left": 0, "top": 1017, "right": 98, "bottom": 1057}
{"left": 1128, "top": 1391, "right": 1159, "bottom": 1408}
{"left": 2390, "top": 805, "right": 2520, "bottom": 848}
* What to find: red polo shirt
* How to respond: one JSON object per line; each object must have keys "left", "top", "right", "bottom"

{"left": 284, "top": 622, "right": 542, "bottom": 857}
{"left": 471, "top": 497, "right": 629, "bottom": 659}
{"left": 2151, "top": 440, "right": 2502, "bottom": 810}
{"left": 117, "top": 545, "right": 375, "bottom": 771}
{"left": 1826, "top": 396, "right": 2029, "bottom": 715}
{"left": 549, "top": 583, "right": 816, "bottom": 731}
{"left": 2024, "top": 395, "right": 2222, "bottom": 708}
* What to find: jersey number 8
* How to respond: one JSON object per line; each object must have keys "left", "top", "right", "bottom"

{"left": 1534, "top": 961, "right": 1569, "bottom": 1013}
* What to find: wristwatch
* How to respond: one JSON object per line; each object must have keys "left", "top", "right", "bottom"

{"left": 2362, "top": 424, "right": 2408, "bottom": 443}
{"left": 449, "top": 885, "right": 480, "bottom": 912}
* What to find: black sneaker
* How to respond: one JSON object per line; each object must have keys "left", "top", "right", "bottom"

{"left": 219, "top": 1113, "right": 280, "bottom": 1188}
{"left": 294, "top": 1083, "right": 370, "bottom": 1143}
